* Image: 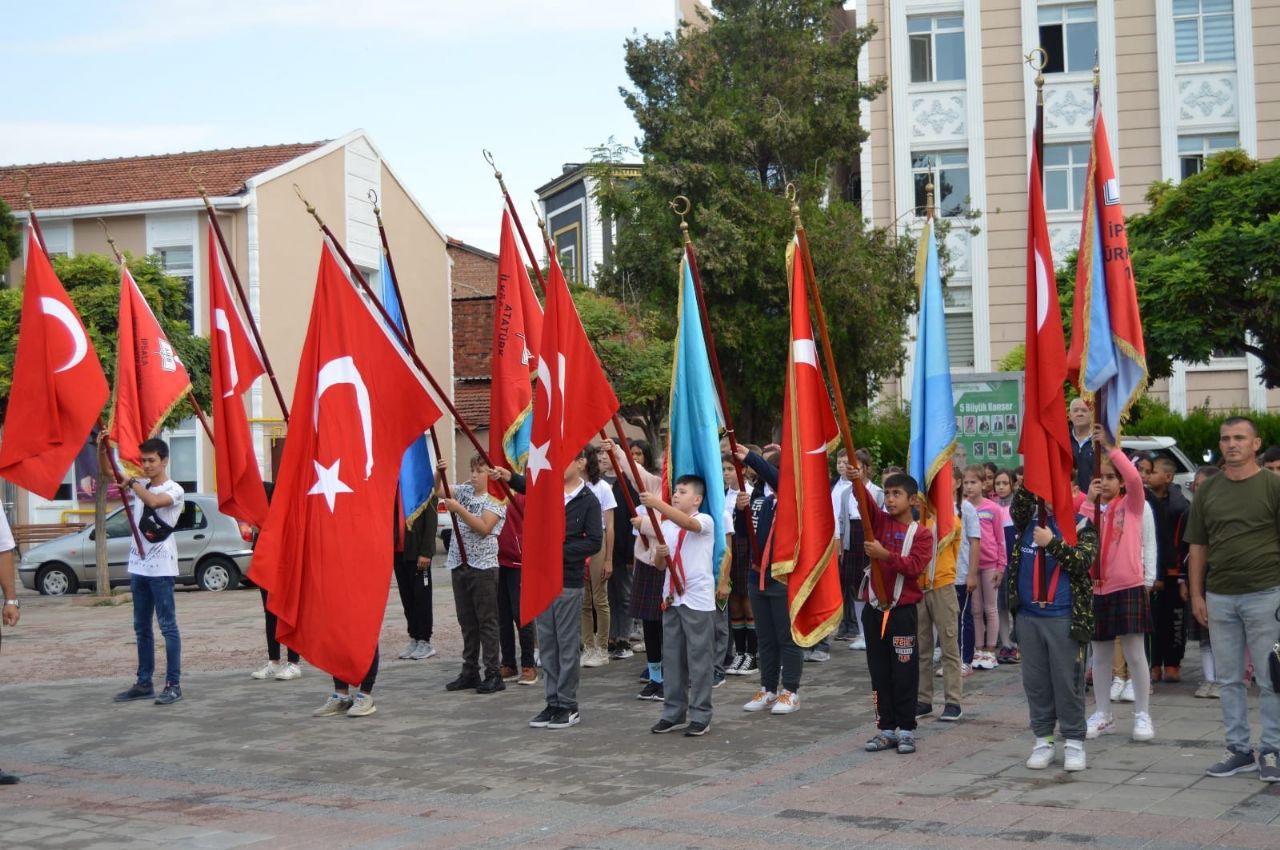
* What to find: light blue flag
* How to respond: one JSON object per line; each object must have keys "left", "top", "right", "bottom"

{"left": 908, "top": 221, "right": 957, "bottom": 539}
{"left": 380, "top": 252, "right": 435, "bottom": 521}
{"left": 666, "top": 258, "right": 727, "bottom": 579}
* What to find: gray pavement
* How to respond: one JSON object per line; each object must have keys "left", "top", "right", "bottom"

{"left": 1, "top": 569, "right": 1278, "bottom": 849}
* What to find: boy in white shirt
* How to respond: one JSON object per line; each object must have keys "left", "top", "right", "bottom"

{"left": 643, "top": 475, "right": 717, "bottom": 737}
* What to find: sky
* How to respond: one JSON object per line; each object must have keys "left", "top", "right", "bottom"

{"left": 0, "top": 0, "right": 682, "bottom": 253}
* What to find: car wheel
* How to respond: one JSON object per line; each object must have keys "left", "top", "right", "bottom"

{"left": 36, "top": 562, "right": 79, "bottom": 596}
{"left": 196, "top": 557, "right": 239, "bottom": 592}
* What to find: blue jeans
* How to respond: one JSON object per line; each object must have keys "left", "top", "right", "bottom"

{"left": 1206, "top": 586, "right": 1280, "bottom": 754}
{"left": 131, "top": 575, "right": 181, "bottom": 687}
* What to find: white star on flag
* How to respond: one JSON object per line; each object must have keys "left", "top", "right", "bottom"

{"left": 526, "top": 441, "right": 551, "bottom": 483}
{"left": 308, "top": 459, "right": 353, "bottom": 512}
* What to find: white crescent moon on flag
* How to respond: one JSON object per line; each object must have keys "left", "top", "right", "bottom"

{"left": 314, "top": 356, "right": 374, "bottom": 480}
{"left": 1034, "top": 250, "right": 1050, "bottom": 332}
{"left": 214, "top": 308, "right": 239, "bottom": 398}
{"left": 41, "top": 296, "right": 88, "bottom": 374}
{"left": 536, "top": 355, "right": 551, "bottom": 419}
{"left": 791, "top": 337, "right": 828, "bottom": 454}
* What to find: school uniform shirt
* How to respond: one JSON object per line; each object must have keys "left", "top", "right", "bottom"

{"left": 1141, "top": 500, "right": 1157, "bottom": 588}
{"left": 954, "top": 500, "right": 981, "bottom": 585}
{"left": 127, "top": 479, "right": 185, "bottom": 577}
{"left": 0, "top": 507, "right": 14, "bottom": 553}
{"left": 444, "top": 483, "right": 506, "bottom": 571}
{"left": 661, "top": 512, "right": 715, "bottom": 611}
{"left": 587, "top": 479, "right": 617, "bottom": 530}
{"left": 832, "top": 478, "right": 884, "bottom": 549}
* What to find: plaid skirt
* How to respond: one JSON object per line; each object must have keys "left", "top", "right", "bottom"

{"left": 1187, "top": 605, "right": 1211, "bottom": 643}
{"left": 629, "top": 558, "right": 665, "bottom": 621}
{"left": 729, "top": 534, "right": 752, "bottom": 599}
{"left": 1092, "top": 585, "right": 1152, "bottom": 641}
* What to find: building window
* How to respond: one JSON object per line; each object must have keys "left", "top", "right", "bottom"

{"left": 147, "top": 214, "right": 198, "bottom": 330}
{"left": 1178, "top": 133, "right": 1237, "bottom": 179}
{"left": 558, "top": 247, "right": 577, "bottom": 283}
{"left": 1043, "top": 142, "right": 1091, "bottom": 211}
{"left": 1174, "top": 0, "right": 1234, "bottom": 64}
{"left": 912, "top": 151, "right": 970, "bottom": 217}
{"left": 946, "top": 313, "right": 975, "bottom": 368}
{"left": 908, "top": 15, "right": 965, "bottom": 83}
{"left": 165, "top": 418, "right": 199, "bottom": 494}
{"left": 1038, "top": 4, "right": 1098, "bottom": 74}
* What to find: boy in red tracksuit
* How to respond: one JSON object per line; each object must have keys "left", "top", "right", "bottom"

{"left": 852, "top": 469, "right": 934, "bottom": 755}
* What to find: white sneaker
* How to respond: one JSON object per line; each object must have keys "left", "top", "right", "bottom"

{"left": 409, "top": 640, "right": 437, "bottom": 660}
{"left": 771, "top": 689, "right": 800, "bottom": 714}
{"left": 397, "top": 639, "right": 419, "bottom": 660}
{"left": 935, "top": 666, "right": 943, "bottom": 678}
{"left": 581, "top": 649, "right": 607, "bottom": 668}
{"left": 1132, "top": 711, "right": 1155, "bottom": 741}
{"left": 808, "top": 649, "right": 831, "bottom": 663}
{"left": 743, "top": 688, "right": 778, "bottom": 711}
{"left": 251, "top": 661, "right": 282, "bottom": 680}
{"left": 1120, "top": 679, "right": 1136, "bottom": 703}
{"left": 346, "top": 692, "right": 376, "bottom": 717}
{"left": 1109, "top": 676, "right": 1125, "bottom": 701}
{"left": 1026, "top": 738, "right": 1055, "bottom": 769}
{"left": 1086, "top": 711, "right": 1116, "bottom": 739}
{"left": 932, "top": 646, "right": 943, "bottom": 664}
{"left": 1063, "top": 740, "right": 1087, "bottom": 772}
{"left": 274, "top": 662, "right": 302, "bottom": 681}
{"left": 848, "top": 635, "right": 866, "bottom": 651}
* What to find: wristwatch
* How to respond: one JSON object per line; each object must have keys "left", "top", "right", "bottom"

{"left": 3, "top": 600, "right": 18, "bottom": 608}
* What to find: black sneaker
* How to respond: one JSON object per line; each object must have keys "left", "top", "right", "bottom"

{"left": 940, "top": 703, "right": 963, "bottom": 722}
{"left": 637, "top": 681, "right": 664, "bottom": 701}
{"left": 0, "top": 769, "right": 19, "bottom": 785}
{"left": 651, "top": 718, "right": 685, "bottom": 734}
{"left": 684, "top": 720, "right": 711, "bottom": 737}
{"left": 154, "top": 683, "right": 183, "bottom": 705}
{"left": 741, "top": 654, "right": 758, "bottom": 673}
{"left": 915, "top": 701, "right": 933, "bottom": 719}
{"left": 114, "top": 683, "right": 154, "bottom": 703}
{"left": 476, "top": 673, "right": 506, "bottom": 694}
{"left": 712, "top": 673, "right": 725, "bottom": 689}
{"left": 547, "top": 709, "right": 580, "bottom": 729}
{"left": 1206, "top": 749, "right": 1258, "bottom": 777}
{"left": 529, "top": 705, "right": 557, "bottom": 728}
{"left": 445, "top": 674, "right": 482, "bottom": 692}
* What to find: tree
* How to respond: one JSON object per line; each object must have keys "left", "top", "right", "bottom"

{"left": 1058, "top": 150, "right": 1280, "bottom": 387}
{"left": 0, "top": 200, "right": 19, "bottom": 282}
{"left": 0, "top": 252, "right": 211, "bottom": 425}
{"left": 592, "top": 0, "right": 916, "bottom": 442}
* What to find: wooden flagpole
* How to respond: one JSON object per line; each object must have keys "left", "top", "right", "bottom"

{"left": 484, "top": 150, "right": 548, "bottom": 291}
{"left": 670, "top": 197, "right": 764, "bottom": 561}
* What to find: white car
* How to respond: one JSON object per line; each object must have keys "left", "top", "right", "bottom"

{"left": 1120, "top": 436, "right": 1197, "bottom": 499}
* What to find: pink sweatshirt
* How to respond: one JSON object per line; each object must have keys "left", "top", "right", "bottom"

{"left": 1095, "top": 448, "right": 1146, "bottom": 595}
{"left": 971, "top": 498, "right": 1007, "bottom": 571}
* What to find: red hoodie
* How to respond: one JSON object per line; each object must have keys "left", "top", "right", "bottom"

{"left": 854, "top": 484, "right": 933, "bottom": 607}
{"left": 497, "top": 491, "right": 526, "bottom": 569}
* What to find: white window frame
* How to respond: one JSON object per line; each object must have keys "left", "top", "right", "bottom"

{"left": 146, "top": 212, "right": 201, "bottom": 334}
{"left": 1043, "top": 142, "right": 1092, "bottom": 212}
{"left": 1037, "top": 2, "right": 1099, "bottom": 75}
{"left": 908, "top": 13, "right": 967, "bottom": 84}
{"left": 910, "top": 150, "right": 971, "bottom": 218}
{"left": 162, "top": 418, "right": 203, "bottom": 495}
{"left": 1172, "top": 0, "right": 1235, "bottom": 65}
{"left": 1176, "top": 133, "right": 1238, "bottom": 179}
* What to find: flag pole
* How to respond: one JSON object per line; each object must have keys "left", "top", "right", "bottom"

{"left": 190, "top": 170, "right": 291, "bottom": 423}
{"left": 289, "top": 186, "right": 508, "bottom": 487}
{"left": 787, "top": 190, "right": 877, "bottom": 544}
{"left": 98, "top": 220, "right": 214, "bottom": 443}
{"left": 1027, "top": 48, "right": 1052, "bottom": 545}
{"left": 670, "top": 196, "right": 763, "bottom": 560}
{"left": 1088, "top": 61, "right": 1106, "bottom": 585}
{"left": 484, "top": 151, "right": 548, "bottom": 291}
{"left": 367, "top": 191, "right": 469, "bottom": 562}
{"left": 19, "top": 172, "right": 47, "bottom": 253}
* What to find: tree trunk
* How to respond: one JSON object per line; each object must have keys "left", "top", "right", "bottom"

{"left": 94, "top": 445, "right": 109, "bottom": 597}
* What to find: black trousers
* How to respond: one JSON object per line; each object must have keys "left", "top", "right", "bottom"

{"left": 1149, "top": 587, "right": 1186, "bottom": 668}
{"left": 498, "top": 566, "right": 536, "bottom": 668}
{"left": 862, "top": 604, "right": 919, "bottom": 732}
{"left": 749, "top": 580, "right": 804, "bottom": 693}
{"left": 259, "top": 588, "right": 299, "bottom": 663}
{"left": 393, "top": 558, "right": 434, "bottom": 642}
{"left": 840, "top": 524, "right": 867, "bottom": 633}
{"left": 452, "top": 566, "right": 500, "bottom": 678}
{"left": 332, "top": 648, "right": 379, "bottom": 693}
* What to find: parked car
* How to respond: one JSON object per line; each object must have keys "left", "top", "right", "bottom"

{"left": 1120, "top": 436, "right": 1196, "bottom": 499}
{"left": 18, "top": 493, "right": 254, "bottom": 596}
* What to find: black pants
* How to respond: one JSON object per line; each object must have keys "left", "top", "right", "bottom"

{"left": 393, "top": 558, "right": 433, "bottom": 641}
{"left": 333, "top": 648, "right": 379, "bottom": 693}
{"left": 451, "top": 566, "right": 500, "bottom": 678}
{"left": 862, "top": 604, "right": 919, "bottom": 732}
{"left": 1149, "top": 587, "right": 1186, "bottom": 668}
{"left": 840, "top": 524, "right": 867, "bottom": 633}
{"left": 643, "top": 618, "right": 663, "bottom": 665}
{"left": 498, "top": 566, "right": 536, "bottom": 668}
{"left": 259, "top": 588, "right": 299, "bottom": 663}
{"left": 749, "top": 577, "right": 803, "bottom": 693}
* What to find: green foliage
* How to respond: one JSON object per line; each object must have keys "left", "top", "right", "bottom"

{"left": 996, "top": 344, "right": 1026, "bottom": 373}
{"left": 850, "top": 405, "right": 912, "bottom": 472}
{"left": 1058, "top": 150, "right": 1280, "bottom": 387}
{"left": 1126, "top": 400, "right": 1280, "bottom": 464}
{"left": 571, "top": 286, "right": 673, "bottom": 449}
{"left": 592, "top": 0, "right": 914, "bottom": 443}
{"left": 0, "top": 252, "right": 210, "bottom": 427}
{"left": 0, "top": 199, "right": 19, "bottom": 279}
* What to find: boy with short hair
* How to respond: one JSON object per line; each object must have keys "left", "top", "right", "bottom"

{"left": 852, "top": 469, "right": 934, "bottom": 754}
{"left": 642, "top": 475, "right": 718, "bottom": 737}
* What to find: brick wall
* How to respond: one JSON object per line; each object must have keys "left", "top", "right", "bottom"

{"left": 448, "top": 241, "right": 498, "bottom": 298}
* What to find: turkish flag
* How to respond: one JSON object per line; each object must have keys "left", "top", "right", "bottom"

{"left": 250, "top": 241, "right": 442, "bottom": 686}
{"left": 207, "top": 227, "right": 270, "bottom": 528}
{"left": 0, "top": 225, "right": 108, "bottom": 498}
{"left": 770, "top": 242, "right": 842, "bottom": 646}
{"left": 520, "top": 256, "right": 618, "bottom": 624}
{"left": 108, "top": 264, "right": 193, "bottom": 468}
{"left": 1019, "top": 130, "right": 1077, "bottom": 544}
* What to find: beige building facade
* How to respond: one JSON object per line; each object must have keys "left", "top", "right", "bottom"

{"left": 1, "top": 131, "right": 455, "bottom": 526}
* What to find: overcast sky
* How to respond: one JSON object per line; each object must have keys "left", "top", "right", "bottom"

{"left": 0, "top": 1, "right": 680, "bottom": 252}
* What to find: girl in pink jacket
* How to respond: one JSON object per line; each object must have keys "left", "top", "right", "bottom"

{"left": 963, "top": 465, "right": 1006, "bottom": 670}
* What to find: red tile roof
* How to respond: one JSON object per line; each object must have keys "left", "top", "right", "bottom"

{"left": 0, "top": 141, "right": 328, "bottom": 211}
{"left": 454, "top": 382, "right": 490, "bottom": 430}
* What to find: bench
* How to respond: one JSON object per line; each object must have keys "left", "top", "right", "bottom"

{"left": 12, "top": 523, "right": 86, "bottom": 550}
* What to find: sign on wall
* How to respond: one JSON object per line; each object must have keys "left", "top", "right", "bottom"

{"left": 953, "top": 372, "right": 1024, "bottom": 472}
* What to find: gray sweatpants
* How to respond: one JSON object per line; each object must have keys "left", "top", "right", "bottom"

{"left": 537, "top": 586, "right": 585, "bottom": 712}
{"left": 660, "top": 604, "right": 716, "bottom": 725}
{"left": 1017, "top": 613, "right": 1088, "bottom": 741}
{"left": 713, "top": 603, "right": 730, "bottom": 678}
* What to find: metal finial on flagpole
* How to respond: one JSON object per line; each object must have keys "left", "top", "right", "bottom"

{"left": 926, "top": 181, "right": 936, "bottom": 220}
{"left": 670, "top": 195, "right": 692, "bottom": 244}
{"left": 786, "top": 183, "right": 804, "bottom": 230}
{"left": 18, "top": 169, "right": 34, "bottom": 214}
{"left": 367, "top": 188, "right": 381, "bottom": 219}
{"left": 531, "top": 200, "right": 551, "bottom": 246}
{"left": 1025, "top": 47, "right": 1047, "bottom": 106}
{"left": 293, "top": 183, "right": 324, "bottom": 228}
{"left": 187, "top": 166, "right": 209, "bottom": 201}
{"left": 97, "top": 218, "right": 124, "bottom": 264}
{"left": 1093, "top": 52, "right": 1100, "bottom": 94}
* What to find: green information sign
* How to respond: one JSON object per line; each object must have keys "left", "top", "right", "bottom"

{"left": 952, "top": 372, "right": 1025, "bottom": 471}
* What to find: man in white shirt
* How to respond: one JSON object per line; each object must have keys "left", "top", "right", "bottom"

{"left": 1, "top": 505, "right": 20, "bottom": 783}
{"left": 112, "top": 438, "right": 186, "bottom": 706}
